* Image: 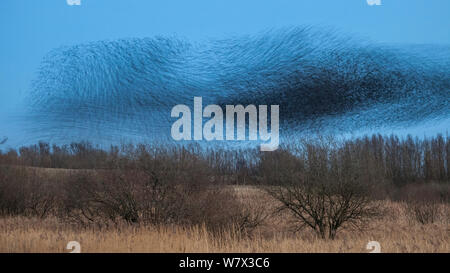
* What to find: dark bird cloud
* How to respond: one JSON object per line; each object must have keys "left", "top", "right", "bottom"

{"left": 27, "top": 27, "right": 450, "bottom": 146}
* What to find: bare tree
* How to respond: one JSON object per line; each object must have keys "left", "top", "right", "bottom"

{"left": 267, "top": 174, "right": 380, "bottom": 240}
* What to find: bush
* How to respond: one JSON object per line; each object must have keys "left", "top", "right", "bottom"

{"left": 266, "top": 174, "right": 380, "bottom": 240}
{"left": 405, "top": 200, "right": 441, "bottom": 225}
{"left": 0, "top": 166, "right": 59, "bottom": 218}
{"left": 58, "top": 149, "right": 268, "bottom": 234}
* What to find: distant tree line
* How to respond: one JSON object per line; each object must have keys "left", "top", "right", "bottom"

{"left": 0, "top": 134, "right": 448, "bottom": 185}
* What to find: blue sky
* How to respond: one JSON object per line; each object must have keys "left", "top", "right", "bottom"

{"left": 0, "top": 0, "right": 449, "bottom": 143}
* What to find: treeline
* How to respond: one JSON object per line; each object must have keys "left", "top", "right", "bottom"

{"left": 0, "top": 134, "right": 449, "bottom": 185}
{"left": 0, "top": 133, "right": 449, "bottom": 237}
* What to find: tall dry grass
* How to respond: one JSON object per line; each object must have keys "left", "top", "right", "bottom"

{"left": 0, "top": 199, "right": 448, "bottom": 253}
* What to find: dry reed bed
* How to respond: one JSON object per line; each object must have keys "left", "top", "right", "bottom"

{"left": 0, "top": 199, "right": 448, "bottom": 253}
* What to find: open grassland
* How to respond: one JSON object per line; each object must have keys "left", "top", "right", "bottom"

{"left": 1, "top": 135, "right": 449, "bottom": 252}
{"left": 0, "top": 193, "right": 448, "bottom": 253}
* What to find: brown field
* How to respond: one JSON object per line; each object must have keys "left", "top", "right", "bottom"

{"left": 0, "top": 187, "right": 448, "bottom": 253}
{"left": 1, "top": 136, "right": 449, "bottom": 253}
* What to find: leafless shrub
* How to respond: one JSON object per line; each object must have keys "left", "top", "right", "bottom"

{"left": 61, "top": 168, "right": 183, "bottom": 227}
{"left": 233, "top": 198, "right": 270, "bottom": 236}
{"left": 58, "top": 146, "right": 268, "bottom": 234}
{"left": 401, "top": 184, "right": 447, "bottom": 224}
{"left": 266, "top": 172, "right": 380, "bottom": 240}
{"left": 24, "top": 172, "right": 58, "bottom": 219}
{"left": 405, "top": 200, "right": 441, "bottom": 225}
{"left": 0, "top": 166, "right": 28, "bottom": 216}
{"left": 181, "top": 187, "right": 269, "bottom": 236}
{"left": 0, "top": 166, "right": 59, "bottom": 218}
